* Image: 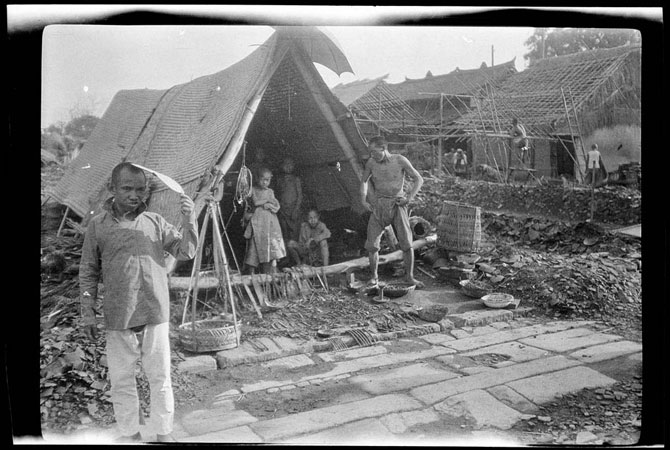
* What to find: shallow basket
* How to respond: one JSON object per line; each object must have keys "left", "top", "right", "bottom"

{"left": 459, "top": 280, "right": 491, "bottom": 298}
{"left": 417, "top": 304, "right": 450, "bottom": 322}
{"left": 179, "top": 319, "right": 242, "bottom": 353}
{"left": 381, "top": 283, "right": 416, "bottom": 298}
{"left": 481, "top": 293, "right": 515, "bottom": 309}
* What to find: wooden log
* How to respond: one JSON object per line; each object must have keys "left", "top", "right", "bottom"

{"left": 169, "top": 235, "right": 437, "bottom": 292}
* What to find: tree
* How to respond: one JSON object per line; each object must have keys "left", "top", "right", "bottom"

{"left": 524, "top": 28, "right": 641, "bottom": 65}
{"left": 64, "top": 114, "right": 100, "bottom": 141}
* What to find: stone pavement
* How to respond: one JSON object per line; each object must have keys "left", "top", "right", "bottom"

{"left": 39, "top": 307, "right": 642, "bottom": 445}
{"left": 168, "top": 310, "right": 641, "bottom": 445}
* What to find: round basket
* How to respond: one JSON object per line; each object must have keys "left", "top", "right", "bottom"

{"left": 417, "top": 304, "right": 450, "bottom": 322}
{"left": 481, "top": 293, "right": 514, "bottom": 309}
{"left": 381, "top": 283, "right": 416, "bottom": 298}
{"left": 459, "top": 280, "right": 491, "bottom": 298}
{"left": 179, "top": 319, "right": 242, "bottom": 353}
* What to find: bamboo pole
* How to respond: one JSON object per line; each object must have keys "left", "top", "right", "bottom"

{"left": 568, "top": 87, "right": 589, "bottom": 175}
{"left": 210, "top": 201, "right": 240, "bottom": 346}
{"left": 292, "top": 46, "right": 365, "bottom": 181}
{"left": 170, "top": 235, "right": 437, "bottom": 291}
{"left": 56, "top": 207, "right": 70, "bottom": 237}
{"left": 561, "top": 87, "right": 585, "bottom": 183}
{"left": 182, "top": 207, "right": 210, "bottom": 325}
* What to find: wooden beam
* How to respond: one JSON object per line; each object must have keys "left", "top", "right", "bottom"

{"left": 169, "top": 235, "right": 437, "bottom": 291}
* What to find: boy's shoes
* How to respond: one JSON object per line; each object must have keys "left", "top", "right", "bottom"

{"left": 365, "top": 279, "right": 379, "bottom": 289}
{"left": 114, "top": 432, "right": 142, "bottom": 443}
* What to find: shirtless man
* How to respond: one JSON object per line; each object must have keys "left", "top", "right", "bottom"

{"left": 360, "top": 136, "right": 424, "bottom": 289}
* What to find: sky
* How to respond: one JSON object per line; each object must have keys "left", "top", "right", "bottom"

{"left": 6, "top": 5, "right": 658, "bottom": 128}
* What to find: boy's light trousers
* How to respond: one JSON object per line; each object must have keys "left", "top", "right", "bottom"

{"left": 106, "top": 322, "right": 173, "bottom": 436}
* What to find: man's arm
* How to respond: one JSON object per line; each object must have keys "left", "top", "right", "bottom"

{"left": 360, "top": 162, "right": 373, "bottom": 211}
{"left": 399, "top": 155, "right": 424, "bottom": 202}
{"left": 315, "top": 222, "right": 332, "bottom": 242}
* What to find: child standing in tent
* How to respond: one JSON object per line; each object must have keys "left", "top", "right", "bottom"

{"left": 276, "top": 157, "right": 303, "bottom": 249}
{"left": 287, "top": 209, "right": 331, "bottom": 267}
{"left": 243, "top": 167, "right": 286, "bottom": 274}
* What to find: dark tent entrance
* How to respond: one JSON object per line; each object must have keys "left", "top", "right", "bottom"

{"left": 178, "top": 49, "right": 369, "bottom": 276}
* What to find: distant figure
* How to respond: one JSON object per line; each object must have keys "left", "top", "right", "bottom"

{"left": 287, "top": 209, "right": 331, "bottom": 267}
{"left": 276, "top": 157, "right": 303, "bottom": 248}
{"left": 509, "top": 118, "right": 530, "bottom": 165}
{"left": 585, "top": 143, "right": 607, "bottom": 185}
{"left": 248, "top": 147, "right": 268, "bottom": 186}
{"left": 243, "top": 168, "right": 286, "bottom": 274}
{"left": 453, "top": 148, "right": 468, "bottom": 178}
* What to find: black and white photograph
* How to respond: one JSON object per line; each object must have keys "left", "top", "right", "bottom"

{"left": 8, "top": 4, "right": 665, "bottom": 446}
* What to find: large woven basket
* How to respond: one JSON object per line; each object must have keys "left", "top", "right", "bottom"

{"left": 179, "top": 319, "right": 242, "bottom": 353}
{"left": 435, "top": 201, "right": 481, "bottom": 253}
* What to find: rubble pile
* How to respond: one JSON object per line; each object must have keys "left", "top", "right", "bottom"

{"left": 412, "top": 177, "right": 641, "bottom": 226}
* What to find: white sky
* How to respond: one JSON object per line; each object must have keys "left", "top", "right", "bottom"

{"left": 10, "top": 5, "right": 657, "bottom": 128}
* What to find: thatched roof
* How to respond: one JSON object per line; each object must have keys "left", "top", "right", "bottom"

{"left": 450, "top": 44, "right": 641, "bottom": 138}
{"left": 331, "top": 76, "right": 432, "bottom": 136}
{"left": 386, "top": 59, "right": 518, "bottom": 101}
{"left": 48, "top": 27, "right": 369, "bottom": 226}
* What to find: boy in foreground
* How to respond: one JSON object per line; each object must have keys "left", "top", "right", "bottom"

{"left": 79, "top": 162, "right": 198, "bottom": 442}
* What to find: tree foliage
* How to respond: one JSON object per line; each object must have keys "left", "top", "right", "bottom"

{"left": 524, "top": 28, "right": 641, "bottom": 65}
{"left": 64, "top": 114, "right": 100, "bottom": 141}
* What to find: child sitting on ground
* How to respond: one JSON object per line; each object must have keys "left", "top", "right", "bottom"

{"left": 287, "top": 209, "right": 331, "bottom": 267}
{"left": 243, "top": 167, "right": 286, "bottom": 274}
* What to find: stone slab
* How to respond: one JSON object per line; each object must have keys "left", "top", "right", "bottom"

{"left": 262, "top": 354, "right": 315, "bottom": 369}
{"left": 215, "top": 338, "right": 313, "bottom": 368}
{"left": 181, "top": 408, "right": 257, "bottom": 436}
{"left": 179, "top": 425, "right": 264, "bottom": 443}
{"left": 410, "top": 355, "right": 580, "bottom": 405}
{"left": 418, "top": 332, "right": 456, "bottom": 345}
{"left": 318, "top": 344, "right": 388, "bottom": 362}
{"left": 446, "top": 309, "right": 514, "bottom": 328}
{"left": 462, "top": 341, "right": 550, "bottom": 365}
{"left": 486, "top": 385, "right": 538, "bottom": 414}
{"left": 379, "top": 408, "right": 441, "bottom": 434}
{"left": 518, "top": 328, "right": 621, "bottom": 352}
{"left": 349, "top": 362, "right": 459, "bottom": 395}
{"left": 441, "top": 321, "right": 596, "bottom": 353}
{"left": 240, "top": 380, "right": 285, "bottom": 394}
{"left": 177, "top": 355, "right": 218, "bottom": 373}
{"left": 568, "top": 340, "right": 643, "bottom": 363}
{"left": 249, "top": 393, "right": 422, "bottom": 441}
{"left": 283, "top": 418, "right": 400, "bottom": 445}
{"left": 298, "top": 345, "right": 455, "bottom": 382}
{"left": 506, "top": 366, "right": 617, "bottom": 404}
{"left": 434, "top": 389, "right": 532, "bottom": 430}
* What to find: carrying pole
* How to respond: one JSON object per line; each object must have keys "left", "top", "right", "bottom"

{"left": 210, "top": 200, "right": 240, "bottom": 346}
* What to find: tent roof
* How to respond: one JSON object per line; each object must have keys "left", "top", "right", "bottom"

{"left": 48, "top": 27, "right": 366, "bottom": 225}
{"left": 386, "top": 59, "right": 517, "bottom": 101}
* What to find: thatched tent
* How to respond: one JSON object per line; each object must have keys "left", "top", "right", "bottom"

{"left": 449, "top": 44, "right": 641, "bottom": 180}
{"left": 48, "top": 27, "right": 373, "bottom": 259}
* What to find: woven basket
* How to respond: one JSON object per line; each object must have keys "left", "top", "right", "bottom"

{"left": 459, "top": 280, "right": 491, "bottom": 298}
{"left": 381, "top": 283, "right": 416, "bottom": 298}
{"left": 179, "top": 319, "right": 242, "bottom": 353}
{"left": 435, "top": 201, "right": 481, "bottom": 253}
{"left": 481, "top": 293, "right": 514, "bottom": 309}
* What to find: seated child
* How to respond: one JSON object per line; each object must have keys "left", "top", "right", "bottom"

{"left": 243, "top": 167, "right": 286, "bottom": 274}
{"left": 287, "top": 209, "right": 331, "bottom": 267}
